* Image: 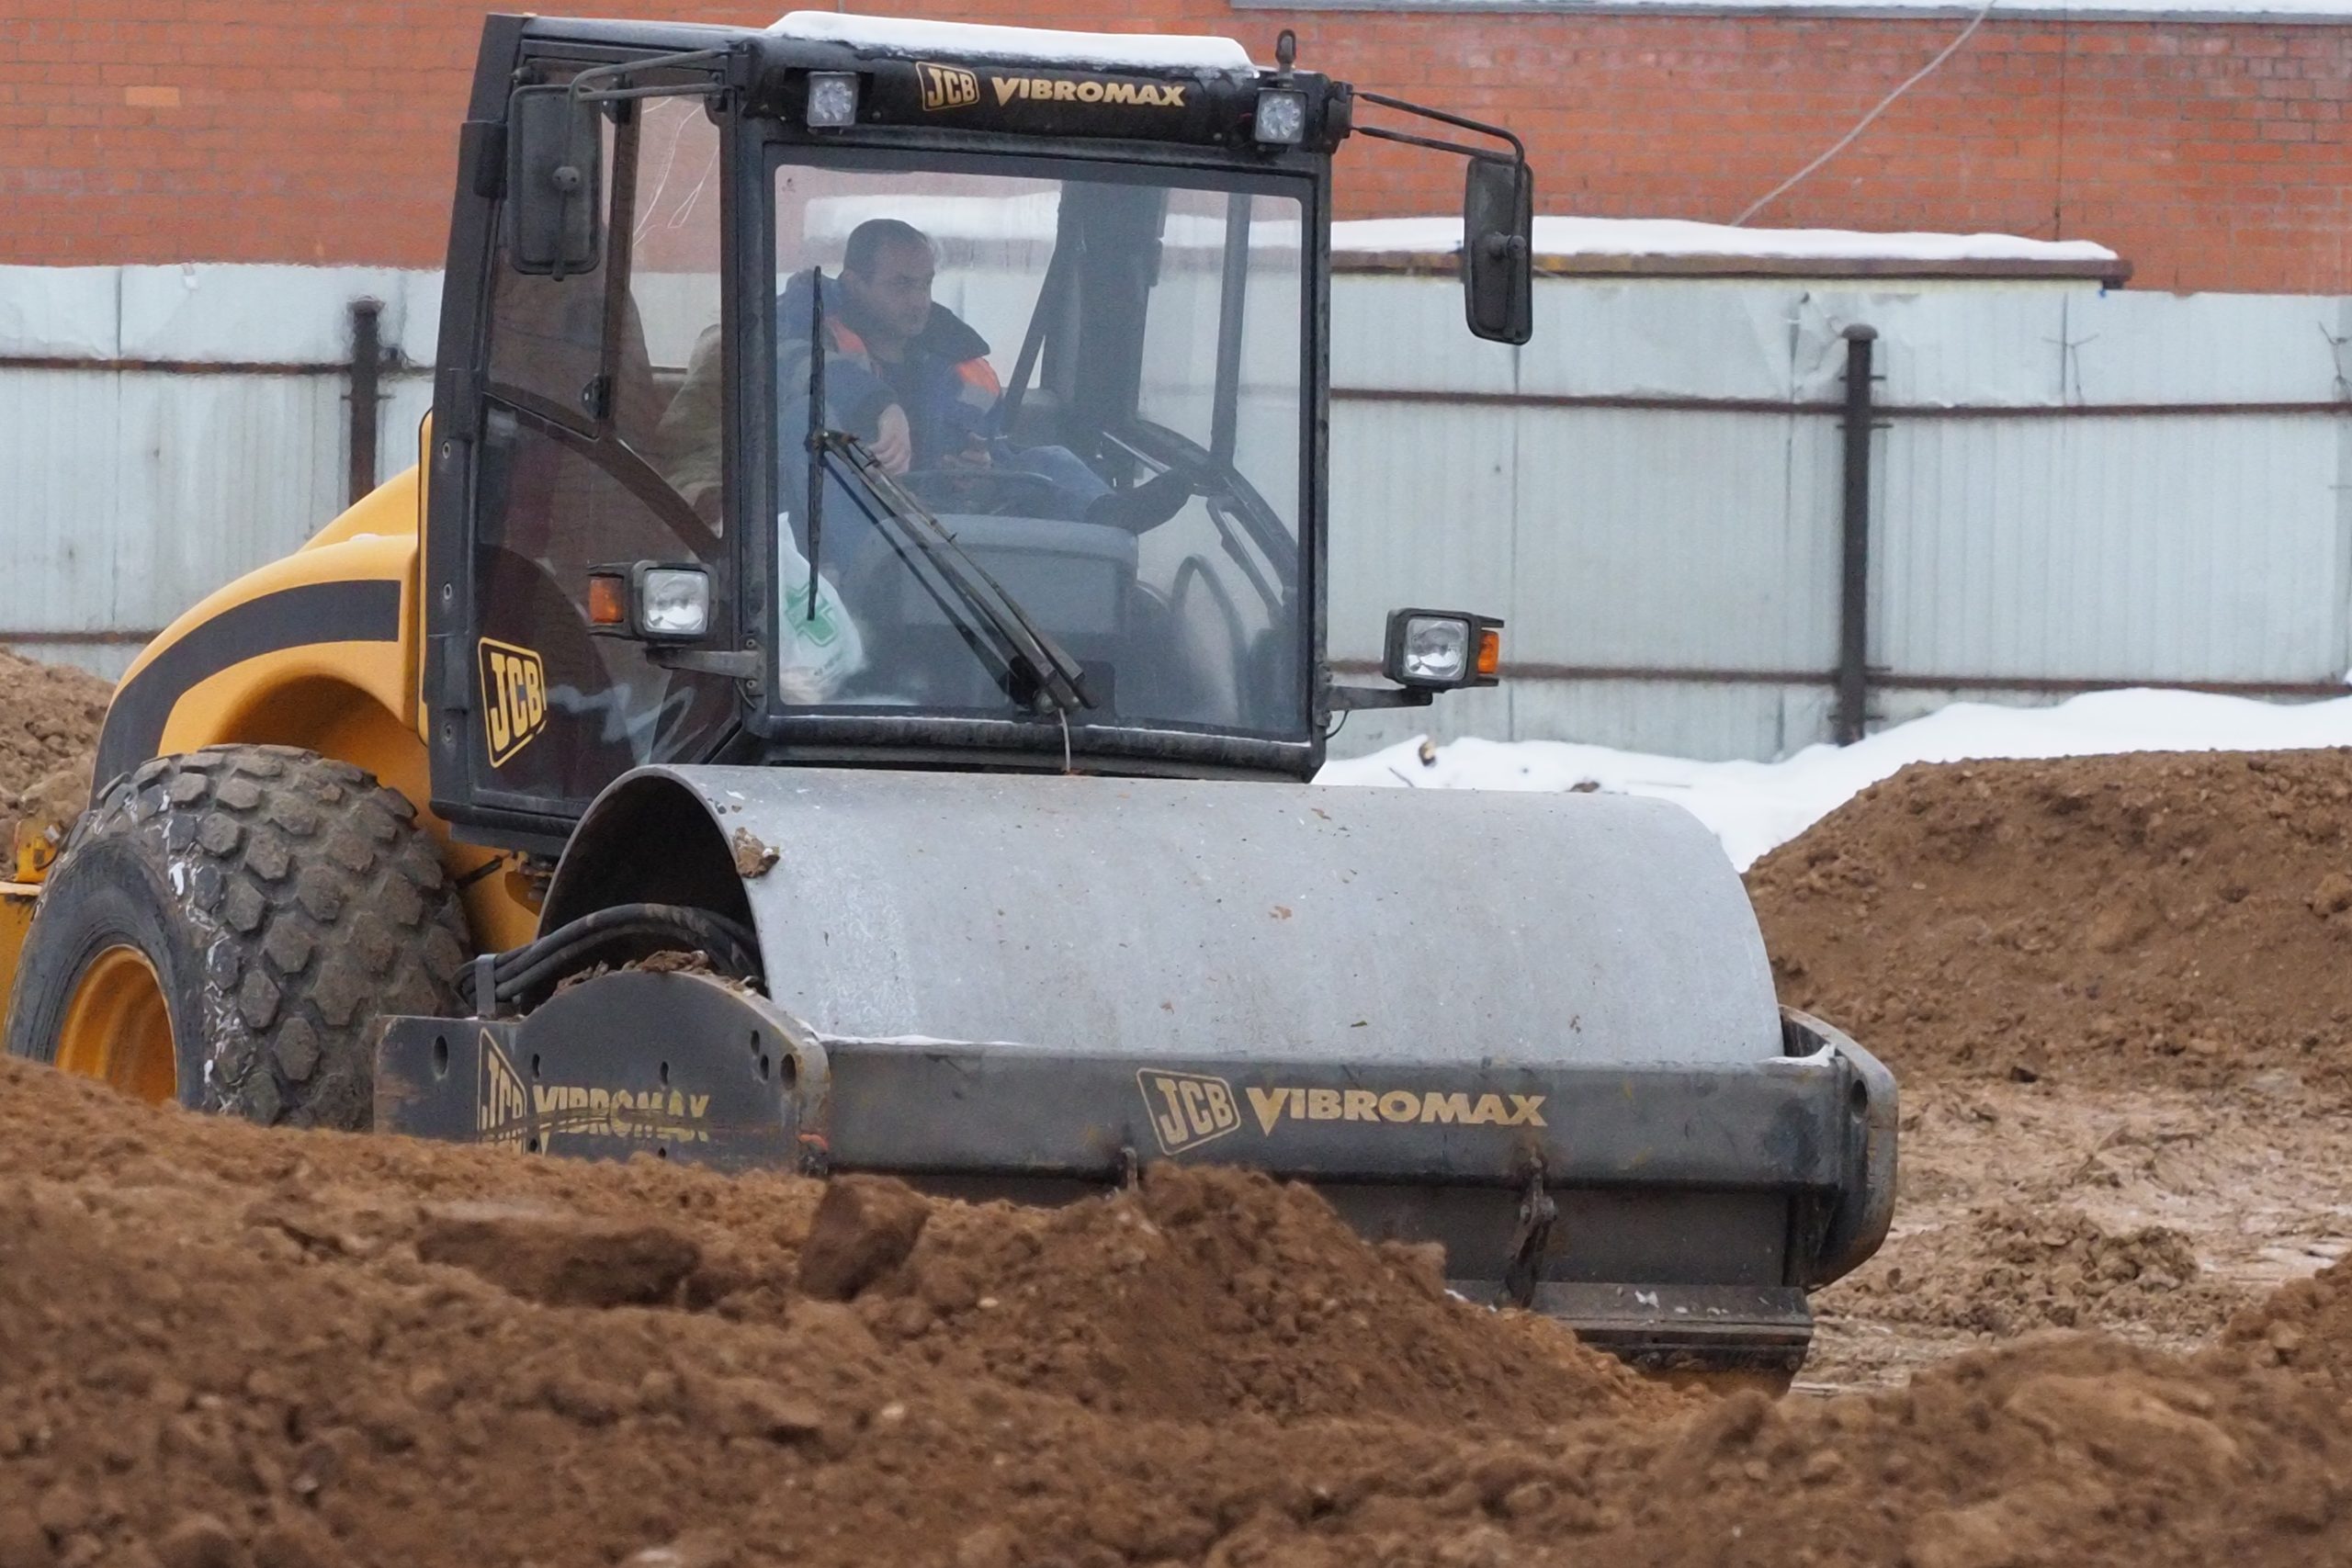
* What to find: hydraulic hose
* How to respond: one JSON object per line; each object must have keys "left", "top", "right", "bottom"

{"left": 455, "top": 902, "right": 761, "bottom": 1013}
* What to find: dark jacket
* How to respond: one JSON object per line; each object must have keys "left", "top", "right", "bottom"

{"left": 775, "top": 268, "right": 1002, "bottom": 469}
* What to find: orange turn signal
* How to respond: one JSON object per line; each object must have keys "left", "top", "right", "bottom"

{"left": 1476, "top": 627, "right": 1502, "bottom": 678}
{"left": 587, "top": 572, "right": 627, "bottom": 627}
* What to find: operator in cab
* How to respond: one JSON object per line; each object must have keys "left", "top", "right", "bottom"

{"left": 653, "top": 217, "right": 1185, "bottom": 536}
{"left": 779, "top": 218, "right": 1017, "bottom": 482}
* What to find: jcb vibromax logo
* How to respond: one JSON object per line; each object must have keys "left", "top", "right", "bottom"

{"left": 476, "top": 1029, "right": 714, "bottom": 1154}
{"left": 1138, "top": 1069, "right": 1548, "bottom": 1157}
{"left": 917, "top": 62, "right": 979, "bottom": 111}
{"left": 478, "top": 637, "right": 547, "bottom": 767}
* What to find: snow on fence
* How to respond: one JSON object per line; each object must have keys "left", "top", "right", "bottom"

{"left": 4, "top": 250, "right": 2349, "bottom": 762}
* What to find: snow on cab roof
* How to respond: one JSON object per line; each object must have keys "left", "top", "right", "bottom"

{"left": 769, "top": 12, "right": 1256, "bottom": 73}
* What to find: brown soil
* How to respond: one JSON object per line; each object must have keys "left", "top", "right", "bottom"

{"left": 1834, "top": 1198, "right": 2222, "bottom": 1339}
{"left": 1746, "top": 750, "right": 2352, "bottom": 1395}
{"left": 13, "top": 657, "right": 2352, "bottom": 1562}
{"left": 1749, "top": 749, "right": 2352, "bottom": 1089}
{"left": 0, "top": 649, "right": 108, "bottom": 853}
{"left": 1801, "top": 1076, "right": 2352, "bottom": 1393}
{"left": 2220, "top": 1242, "right": 2352, "bottom": 1385}
{"left": 11, "top": 1055, "right": 2352, "bottom": 1565}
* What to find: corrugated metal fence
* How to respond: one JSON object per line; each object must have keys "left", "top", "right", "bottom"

{"left": 1328, "top": 276, "right": 2352, "bottom": 760}
{"left": 0, "top": 266, "right": 438, "bottom": 677}
{"left": 6, "top": 264, "right": 2349, "bottom": 761}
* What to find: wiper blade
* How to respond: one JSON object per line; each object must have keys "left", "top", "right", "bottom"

{"left": 815, "top": 431, "right": 1093, "bottom": 716}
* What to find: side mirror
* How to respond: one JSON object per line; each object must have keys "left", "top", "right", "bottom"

{"left": 1463, "top": 158, "right": 1532, "bottom": 345}
{"left": 504, "top": 85, "right": 603, "bottom": 278}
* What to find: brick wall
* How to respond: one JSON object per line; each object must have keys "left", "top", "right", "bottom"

{"left": 5, "top": 1, "right": 2347, "bottom": 293}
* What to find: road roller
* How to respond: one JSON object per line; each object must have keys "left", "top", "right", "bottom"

{"left": 1, "top": 9, "right": 1893, "bottom": 1379}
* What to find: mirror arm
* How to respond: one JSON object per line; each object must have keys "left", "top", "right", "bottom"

{"left": 570, "top": 48, "right": 735, "bottom": 104}
{"left": 1355, "top": 125, "right": 1517, "bottom": 167}
{"left": 1327, "top": 685, "right": 1436, "bottom": 712}
{"left": 650, "top": 649, "right": 763, "bottom": 679}
{"left": 1353, "top": 90, "right": 1525, "bottom": 164}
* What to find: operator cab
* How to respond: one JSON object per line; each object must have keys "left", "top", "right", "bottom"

{"left": 426, "top": 12, "right": 1531, "bottom": 852}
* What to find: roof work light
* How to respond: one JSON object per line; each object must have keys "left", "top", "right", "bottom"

{"left": 805, "top": 72, "right": 860, "bottom": 128}
{"left": 1254, "top": 88, "right": 1306, "bottom": 145}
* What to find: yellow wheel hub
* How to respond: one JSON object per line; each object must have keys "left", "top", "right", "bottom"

{"left": 54, "top": 944, "right": 176, "bottom": 1103}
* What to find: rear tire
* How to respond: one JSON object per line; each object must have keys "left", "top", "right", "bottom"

{"left": 5, "top": 745, "right": 470, "bottom": 1128}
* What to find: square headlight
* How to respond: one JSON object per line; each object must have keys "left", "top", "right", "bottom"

{"left": 1383, "top": 607, "right": 1503, "bottom": 691}
{"left": 1400, "top": 615, "right": 1469, "bottom": 683}
{"left": 806, "top": 72, "right": 860, "bottom": 129}
{"left": 635, "top": 565, "right": 710, "bottom": 641}
{"left": 1254, "top": 87, "right": 1307, "bottom": 146}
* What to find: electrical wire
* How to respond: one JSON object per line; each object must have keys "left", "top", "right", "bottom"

{"left": 1731, "top": 0, "right": 2000, "bottom": 229}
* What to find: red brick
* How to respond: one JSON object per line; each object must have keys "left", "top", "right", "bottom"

{"left": 0, "top": 3, "right": 2346, "bottom": 291}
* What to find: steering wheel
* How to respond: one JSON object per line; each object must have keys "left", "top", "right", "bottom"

{"left": 1103, "top": 418, "right": 1298, "bottom": 600}
{"left": 899, "top": 466, "right": 1068, "bottom": 517}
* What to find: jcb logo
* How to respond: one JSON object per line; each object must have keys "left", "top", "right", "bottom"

{"left": 1137, "top": 1069, "right": 1239, "bottom": 1156}
{"left": 478, "top": 637, "right": 547, "bottom": 767}
{"left": 918, "top": 62, "right": 978, "bottom": 111}
{"left": 479, "top": 1032, "right": 531, "bottom": 1148}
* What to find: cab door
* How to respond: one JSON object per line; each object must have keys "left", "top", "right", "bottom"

{"left": 424, "top": 33, "right": 744, "bottom": 850}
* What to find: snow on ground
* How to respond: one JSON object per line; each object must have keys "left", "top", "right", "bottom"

{"left": 1315, "top": 688, "right": 2352, "bottom": 871}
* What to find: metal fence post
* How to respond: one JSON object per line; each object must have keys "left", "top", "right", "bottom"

{"left": 1835, "top": 324, "right": 1878, "bottom": 746}
{"left": 347, "top": 298, "right": 384, "bottom": 509}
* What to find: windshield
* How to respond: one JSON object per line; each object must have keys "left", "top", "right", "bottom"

{"left": 763, "top": 153, "right": 1308, "bottom": 742}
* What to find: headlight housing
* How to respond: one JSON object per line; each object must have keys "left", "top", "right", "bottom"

{"left": 588, "top": 562, "right": 712, "bottom": 644}
{"left": 1253, "top": 88, "right": 1307, "bottom": 146}
{"left": 637, "top": 566, "right": 711, "bottom": 639}
{"left": 805, "top": 72, "right": 860, "bottom": 129}
{"left": 1383, "top": 608, "right": 1503, "bottom": 691}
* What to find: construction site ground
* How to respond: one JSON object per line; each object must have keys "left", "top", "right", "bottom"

{"left": 8, "top": 647, "right": 2352, "bottom": 1565}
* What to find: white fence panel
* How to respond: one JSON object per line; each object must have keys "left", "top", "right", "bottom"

{"left": 1327, "top": 400, "right": 1517, "bottom": 669}
{"left": 1511, "top": 408, "right": 1836, "bottom": 673}
{"left": 1876, "top": 413, "right": 2347, "bottom": 684}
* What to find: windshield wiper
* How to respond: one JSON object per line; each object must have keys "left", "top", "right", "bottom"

{"left": 815, "top": 430, "right": 1093, "bottom": 716}
{"left": 791, "top": 265, "right": 1087, "bottom": 717}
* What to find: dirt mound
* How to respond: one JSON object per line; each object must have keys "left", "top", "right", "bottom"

{"left": 1568, "top": 1333, "right": 2352, "bottom": 1565}
{"left": 1749, "top": 750, "right": 2352, "bottom": 1088}
{"left": 846, "top": 1167, "right": 1653, "bottom": 1426}
{"left": 2216, "top": 1249, "right": 2352, "bottom": 1388}
{"left": 0, "top": 648, "right": 108, "bottom": 851}
{"left": 0, "top": 1057, "right": 1656, "bottom": 1568}
{"left": 10, "top": 1055, "right": 2352, "bottom": 1564}
{"left": 1831, "top": 1200, "right": 2231, "bottom": 1340}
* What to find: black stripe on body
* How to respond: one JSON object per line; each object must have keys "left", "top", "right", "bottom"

{"left": 93, "top": 579, "right": 406, "bottom": 791}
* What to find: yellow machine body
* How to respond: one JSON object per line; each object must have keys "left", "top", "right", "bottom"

{"left": 14, "top": 443, "right": 539, "bottom": 955}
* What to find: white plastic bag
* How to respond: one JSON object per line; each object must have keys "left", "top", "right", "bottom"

{"left": 774, "top": 518, "right": 866, "bottom": 703}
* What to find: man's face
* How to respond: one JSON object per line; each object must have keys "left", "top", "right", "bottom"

{"left": 842, "top": 239, "right": 935, "bottom": 347}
